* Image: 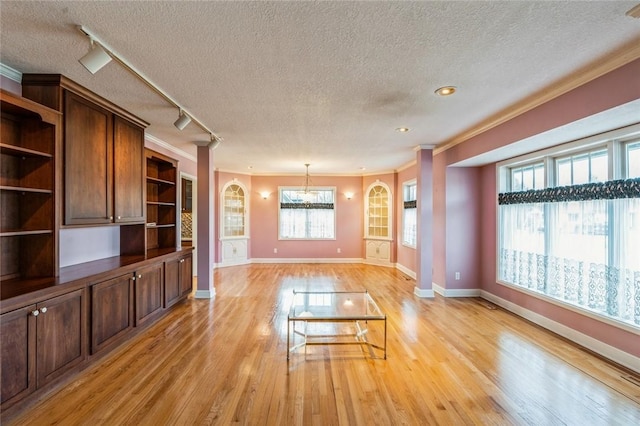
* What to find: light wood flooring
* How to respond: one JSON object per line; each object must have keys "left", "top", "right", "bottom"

{"left": 5, "top": 263, "right": 640, "bottom": 425}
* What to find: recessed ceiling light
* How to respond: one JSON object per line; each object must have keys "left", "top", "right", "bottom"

{"left": 435, "top": 86, "right": 457, "bottom": 96}
{"left": 396, "top": 127, "right": 410, "bottom": 133}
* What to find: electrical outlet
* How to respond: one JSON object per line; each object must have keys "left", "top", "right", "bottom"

{"left": 337, "top": 248, "right": 341, "bottom": 253}
{"left": 274, "top": 248, "right": 278, "bottom": 254}
{"left": 455, "top": 272, "right": 461, "bottom": 280}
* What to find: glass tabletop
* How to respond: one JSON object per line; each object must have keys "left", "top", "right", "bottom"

{"left": 288, "top": 290, "right": 385, "bottom": 320}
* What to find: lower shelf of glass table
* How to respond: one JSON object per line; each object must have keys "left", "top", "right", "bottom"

{"left": 287, "top": 291, "right": 387, "bottom": 360}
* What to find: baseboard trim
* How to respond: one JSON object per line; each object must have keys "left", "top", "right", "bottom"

{"left": 414, "top": 286, "right": 434, "bottom": 298}
{"left": 194, "top": 289, "right": 216, "bottom": 299}
{"left": 251, "top": 258, "right": 362, "bottom": 264}
{"left": 480, "top": 290, "right": 640, "bottom": 374}
{"left": 395, "top": 263, "right": 416, "bottom": 279}
{"left": 433, "top": 283, "right": 481, "bottom": 297}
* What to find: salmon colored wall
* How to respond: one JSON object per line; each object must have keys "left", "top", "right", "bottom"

{"left": 454, "top": 59, "right": 640, "bottom": 358}
{"left": 444, "top": 167, "right": 481, "bottom": 290}
{"left": 432, "top": 154, "right": 446, "bottom": 287}
{"left": 249, "top": 174, "right": 362, "bottom": 259}
{"left": 396, "top": 164, "right": 417, "bottom": 273}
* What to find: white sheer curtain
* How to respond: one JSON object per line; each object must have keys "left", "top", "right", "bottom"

{"left": 279, "top": 208, "right": 334, "bottom": 239}
{"left": 499, "top": 197, "right": 640, "bottom": 327}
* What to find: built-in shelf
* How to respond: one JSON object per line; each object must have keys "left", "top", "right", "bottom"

{"left": 146, "top": 201, "right": 175, "bottom": 206}
{"left": 1, "top": 229, "right": 53, "bottom": 237}
{"left": 146, "top": 176, "right": 175, "bottom": 186}
{"left": 1, "top": 89, "right": 60, "bottom": 281}
{"left": 0, "top": 186, "right": 53, "bottom": 194}
{"left": 145, "top": 149, "right": 178, "bottom": 251}
{"left": 0, "top": 143, "right": 53, "bottom": 158}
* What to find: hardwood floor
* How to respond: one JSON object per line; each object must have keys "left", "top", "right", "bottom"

{"left": 4, "top": 263, "right": 640, "bottom": 425}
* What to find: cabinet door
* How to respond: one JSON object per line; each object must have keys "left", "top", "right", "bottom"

{"left": 114, "top": 116, "right": 145, "bottom": 223}
{"left": 64, "top": 91, "right": 113, "bottom": 225}
{"left": 135, "top": 262, "right": 164, "bottom": 326}
{"left": 91, "top": 273, "right": 134, "bottom": 354}
{"left": 179, "top": 254, "right": 193, "bottom": 297}
{"left": 1, "top": 305, "right": 37, "bottom": 407}
{"left": 164, "top": 257, "right": 181, "bottom": 308}
{"left": 36, "top": 289, "right": 86, "bottom": 388}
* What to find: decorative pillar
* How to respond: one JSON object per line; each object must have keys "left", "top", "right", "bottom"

{"left": 415, "top": 146, "right": 435, "bottom": 297}
{"left": 194, "top": 142, "right": 215, "bottom": 298}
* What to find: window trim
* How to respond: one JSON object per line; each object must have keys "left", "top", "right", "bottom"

{"left": 277, "top": 185, "right": 337, "bottom": 241}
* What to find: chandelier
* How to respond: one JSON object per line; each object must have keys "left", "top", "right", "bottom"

{"left": 298, "top": 163, "right": 315, "bottom": 203}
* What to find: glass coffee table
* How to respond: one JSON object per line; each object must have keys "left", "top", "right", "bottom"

{"left": 287, "top": 290, "right": 387, "bottom": 360}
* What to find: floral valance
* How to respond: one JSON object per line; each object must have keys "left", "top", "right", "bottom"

{"left": 498, "top": 178, "right": 640, "bottom": 205}
{"left": 403, "top": 200, "right": 417, "bottom": 209}
{"left": 280, "top": 202, "right": 334, "bottom": 210}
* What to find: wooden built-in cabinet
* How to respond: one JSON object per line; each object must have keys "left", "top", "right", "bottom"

{"left": 1, "top": 90, "right": 60, "bottom": 282}
{"left": 90, "top": 273, "right": 134, "bottom": 355}
{"left": 0, "top": 288, "right": 85, "bottom": 409}
{"left": 165, "top": 251, "right": 193, "bottom": 308}
{"left": 134, "top": 262, "right": 164, "bottom": 326}
{"left": 146, "top": 149, "right": 178, "bottom": 251}
{"left": 21, "top": 74, "right": 147, "bottom": 255}
{"left": 2, "top": 76, "right": 191, "bottom": 420}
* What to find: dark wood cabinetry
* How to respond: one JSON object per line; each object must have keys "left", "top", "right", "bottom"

{"left": 21, "top": 74, "right": 147, "bottom": 230}
{"left": 146, "top": 149, "right": 177, "bottom": 251}
{"left": 90, "top": 273, "right": 134, "bottom": 354}
{"left": 164, "top": 252, "right": 192, "bottom": 308}
{"left": 63, "top": 91, "right": 113, "bottom": 225}
{"left": 0, "top": 288, "right": 85, "bottom": 409}
{"left": 134, "top": 262, "right": 164, "bottom": 326}
{"left": 1, "top": 90, "right": 60, "bottom": 281}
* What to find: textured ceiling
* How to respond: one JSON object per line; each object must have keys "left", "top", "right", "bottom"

{"left": 1, "top": 1, "right": 639, "bottom": 174}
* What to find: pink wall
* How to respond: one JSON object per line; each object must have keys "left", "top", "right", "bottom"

{"left": 432, "top": 154, "right": 446, "bottom": 287}
{"left": 444, "top": 167, "right": 481, "bottom": 290}
{"left": 249, "top": 174, "right": 362, "bottom": 259}
{"left": 454, "top": 59, "right": 640, "bottom": 357}
{"left": 396, "top": 164, "right": 417, "bottom": 273}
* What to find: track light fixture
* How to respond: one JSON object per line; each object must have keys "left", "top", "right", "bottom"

{"left": 208, "top": 134, "right": 221, "bottom": 150}
{"left": 173, "top": 110, "right": 191, "bottom": 130}
{"left": 79, "top": 40, "right": 112, "bottom": 74}
{"left": 77, "top": 25, "right": 223, "bottom": 144}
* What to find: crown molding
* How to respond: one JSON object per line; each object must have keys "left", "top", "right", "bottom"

{"left": 434, "top": 38, "right": 640, "bottom": 156}
{"left": 145, "top": 133, "right": 197, "bottom": 162}
{"left": 0, "top": 62, "right": 22, "bottom": 82}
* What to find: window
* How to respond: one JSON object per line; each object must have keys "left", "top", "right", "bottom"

{"left": 402, "top": 181, "right": 417, "bottom": 247}
{"left": 511, "top": 163, "right": 544, "bottom": 191}
{"left": 279, "top": 187, "right": 335, "bottom": 239}
{"left": 498, "top": 129, "right": 640, "bottom": 330}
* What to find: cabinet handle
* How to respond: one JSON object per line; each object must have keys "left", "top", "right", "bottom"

{"left": 180, "top": 259, "right": 184, "bottom": 263}
{"left": 31, "top": 309, "right": 40, "bottom": 317}
{"left": 109, "top": 216, "right": 113, "bottom": 220}
{"left": 138, "top": 274, "right": 142, "bottom": 279}
{"left": 40, "top": 307, "right": 47, "bottom": 313}
{"left": 117, "top": 216, "right": 121, "bottom": 220}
